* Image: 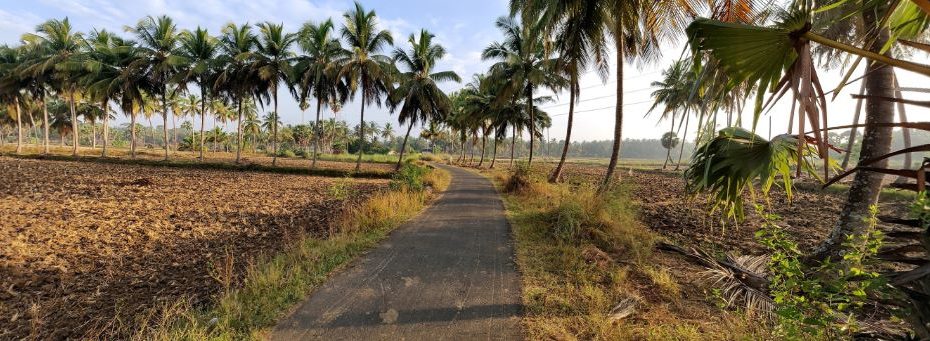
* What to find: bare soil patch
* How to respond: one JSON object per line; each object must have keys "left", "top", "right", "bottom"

{"left": 0, "top": 157, "right": 388, "bottom": 339}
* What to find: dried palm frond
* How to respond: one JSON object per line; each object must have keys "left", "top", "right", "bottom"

{"left": 698, "top": 252, "right": 775, "bottom": 320}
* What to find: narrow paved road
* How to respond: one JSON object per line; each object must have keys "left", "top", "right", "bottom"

{"left": 272, "top": 165, "right": 523, "bottom": 340}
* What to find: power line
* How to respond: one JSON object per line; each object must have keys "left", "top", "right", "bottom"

{"left": 548, "top": 99, "right": 653, "bottom": 117}
{"left": 542, "top": 88, "right": 655, "bottom": 109}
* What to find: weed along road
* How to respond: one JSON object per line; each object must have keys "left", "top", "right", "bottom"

{"left": 272, "top": 164, "right": 523, "bottom": 340}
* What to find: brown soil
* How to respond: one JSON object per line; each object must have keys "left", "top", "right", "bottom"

{"left": 0, "top": 157, "right": 388, "bottom": 340}
{"left": 558, "top": 164, "right": 911, "bottom": 254}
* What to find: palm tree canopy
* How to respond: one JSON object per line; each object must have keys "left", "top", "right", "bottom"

{"left": 339, "top": 1, "right": 395, "bottom": 106}
{"left": 389, "top": 29, "right": 461, "bottom": 128}
{"left": 293, "top": 19, "right": 349, "bottom": 109}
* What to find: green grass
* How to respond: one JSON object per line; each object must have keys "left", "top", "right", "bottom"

{"left": 137, "top": 166, "right": 451, "bottom": 340}
{"left": 0, "top": 152, "right": 394, "bottom": 179}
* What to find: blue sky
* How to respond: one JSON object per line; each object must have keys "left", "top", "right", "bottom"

{"left": 1, "top": 1, "right": 927, "bottom": 142}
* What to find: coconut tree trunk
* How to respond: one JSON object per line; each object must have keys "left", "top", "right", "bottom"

{"left": 356, "top": 85, "right": 366, "bottom": 172}
{"left": 396, "top": 121, "right": 414, "bottom": 171}
{"left": 27, "top": 109, "right": 37, "bottom": 146}
{"left": 69, "top": 89, "right": 78, "bottom": 156}
{"left": 510, "top": 125, "right": 516, "bottom": 168}
{"left": 200, "top": 87, "right": 207, "bottom": 161}
{"left": 91, "top": 120, "right": 97, "bottom": 150}
{"left": 841, "top": 81, "right": 867, "bottom": 170}
{"left": 675, "top": 112, "right": 691, "bottom": 170}
{"left": 525, "top": 85, "right": 536, "bottom": 166}
{"left": 130, "top": 110, "right": 137, "bottom": 159}
{"left": 272, "top": 88, "right": 279, "bottom": 166}
{"left": 312, "top": 97, "right": 323, "bottom": 169}
{"left": 478, "top": 128, "right": 488, "bottom": 168}
{"left": 42, "top": 94, "right": 49, "bottom": 155}
{"left": 812, "top": 8, "right": 896, "bottom": 260}
{"left": 15, "top": 97, "right": 22, "bottom": 154}
{"left": 602, "top": 39, "right": 625, "bottom": 191}
{"left": 490, "top": 132, "right": 499, "bottom": 169}
{"left": 236, "top": 98, "right": 243, "bottom": 164}
{"left": 162, "top": 90, "right": 170, "bottom": 161}
{"left": 551, "top": 81, "right": 577, "bottom": 183}
{"left": 102, "top": 103, "right": 109, "bottom": 157}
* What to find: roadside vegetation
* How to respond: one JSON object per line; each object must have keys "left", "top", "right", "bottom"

{"left": 486, "top": 164, "right": 763, "bottom": 339}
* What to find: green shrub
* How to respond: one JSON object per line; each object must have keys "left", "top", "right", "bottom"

{"left": 756, "top": 205, "right": 886, "bottom": 340}
{"left": 390, "top": 163, "right": 428, "bottom": 192}
{"left": 277, "top": 149, "right": 297, "bottom": 158}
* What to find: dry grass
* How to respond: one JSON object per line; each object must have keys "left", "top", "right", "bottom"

{"left": 484, "top": 166, "right": 765, "bottom": 340}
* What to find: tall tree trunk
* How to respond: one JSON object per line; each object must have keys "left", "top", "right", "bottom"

{"left": 200, "top": 87, "right": 207, "bottom": 161}
{"left": 551, "top": 81, "right": 577, "bottom": 183}
{"left": 272, "top": 88, "right": 279, "bottom": 166}
{"left": 841, "top": 80, "right": 867, "bottom": 169}
{"left": 601, "top": 42, "right": 625, "bottom": 191}
{"left": 15, "top": 97, "right": 22, "bottom": 154}
{"left": 356, "top": 85, "right": 366, "bottom": 172}
{"left": 69, "top": 89, "right": 78, "bottom": 156}
{"left": 28, "top": 108, "right": 37, "bottom": 145}
{"left": 91, "top": 120, "right": 97, "bottom": 150}
{"left": 102, "top": 103, "right": 109, "bottom": 157}
{"left": 490, "top": 132, "right": 499, "bottom": 169}
{"left": 675, "top": 112, "right": 691, "bottom": 170}
{"left": 42, "top": 94, "right": 49, "bottom": 155}
{"left": 812, "top": 8, "right": 896, "bottom": 260}
{"left": 525, "top": 86, "right": 536, "bottom": 165}
{"left": 130, "top": 110, "right": 137, "bottom": 159}
{"left": 510, "top": 125, "right": 516, "bottom": 168}
{"left": 396, "top": 121, "right": 414, "bottom": 171}
{"left": 172, "top": 108, "right": 178, "bottom": 151}
{"left": 312, "top": 97, "right": 323, "bottom": 169}
{"left": 478, "top": 129, "right": 488, "bottom": 168}
{"left": 236, "top": 98, "right": 243, "bottom": 164}
{"left": 162, "top": 91, "right": 170, "bottom": 161}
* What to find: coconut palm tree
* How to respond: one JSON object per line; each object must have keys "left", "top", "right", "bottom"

{"left": 295, "top": 19, "right": 349, "bottom": 168}
{"left": 176, "top": 27, "right": 218, "bottom": 161}
{"left": 127, "top": 15, "right": 183, "bottom": 160}
{"left": 253, "top": 22, "right": 296, "bottom": 165}
{"left": 483, "top": 16, "right": 562, "bottom": 167}
{"left": 262, "top": 111, "right": 282, "bottom": 154}
{"left": 214, "top": 23, "right": 259, "bottom": 163}
{"left": 388, "top": 29, "right": 461, "bottom": 170}
{"left": 525, "top": 0, "right": 609, "bottom": 182}
{"left": 339, "top": 1, "right": 394, "bottom": 171}
{"left": 21, "top": 18, "right": 85, "bottom": 156}
{"left": 0, "top": 46, "right": 26, "bottom": 154}
{"left": 381, "top": 122, "right": 394, "bottom": 147}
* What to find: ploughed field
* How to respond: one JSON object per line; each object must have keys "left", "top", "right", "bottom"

{"left": 557, "top": 163, "right": 912, "bottom": 253}
{"left": 0, "top": 157, "right": 388, "bottom": 339}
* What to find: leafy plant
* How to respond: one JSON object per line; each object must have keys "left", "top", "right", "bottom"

{"left": 390, "top": 162, "right": 428, "bottom": 192}
{"left": 685, "top": 127, "right": 823, "bottom": 220}
{"left": 756, "top": 205, "right": 885, "bottom": 339}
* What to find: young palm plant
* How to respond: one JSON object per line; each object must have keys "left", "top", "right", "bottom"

{"left": 388, "top": 29, "right": 461, "bottom": 170}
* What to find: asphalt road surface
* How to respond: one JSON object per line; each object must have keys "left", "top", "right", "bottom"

{"left": 272, "top": 164, "right": 523, "bottom": 340}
